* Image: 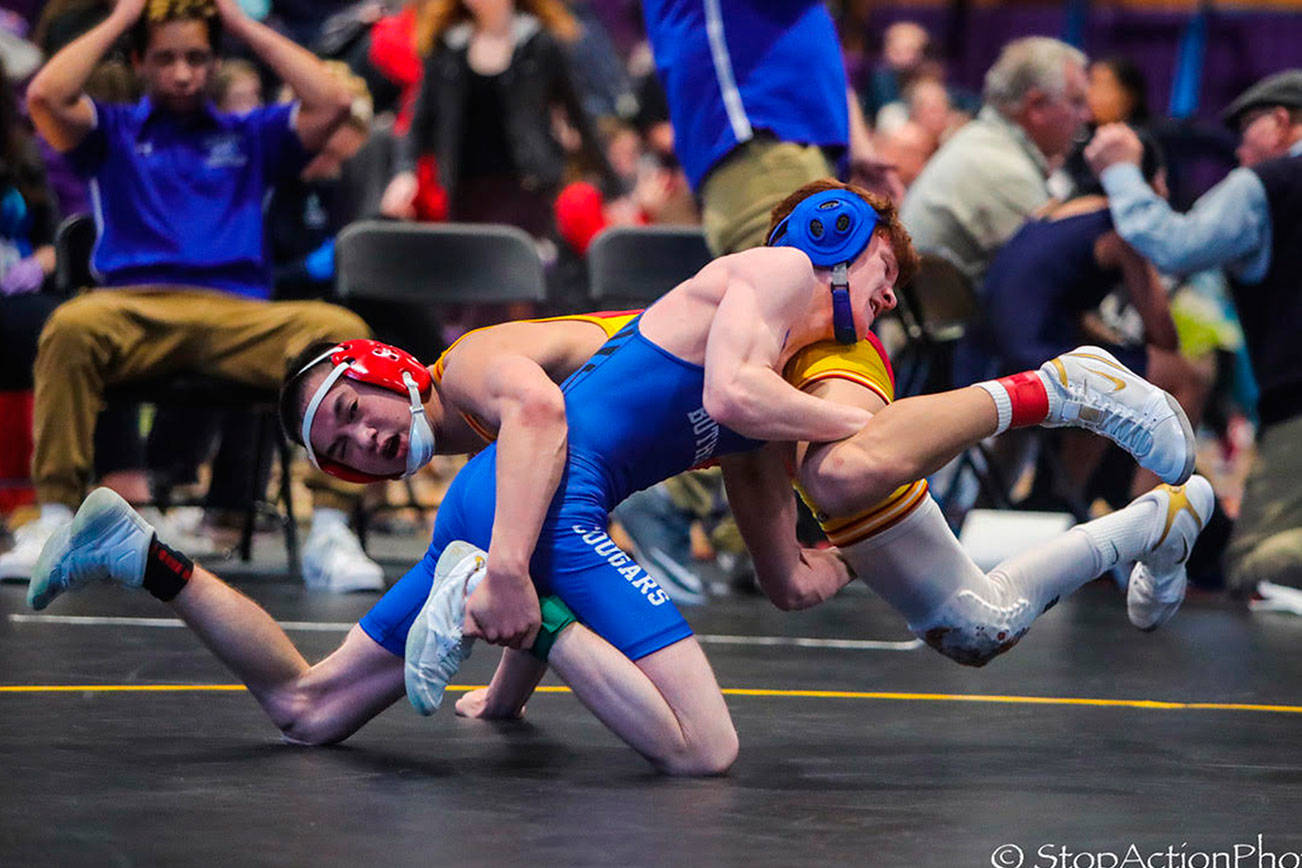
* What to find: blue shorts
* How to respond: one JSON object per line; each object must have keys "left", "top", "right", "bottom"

{"left": 359, "top": 450, "right": 692, "bottom": 661}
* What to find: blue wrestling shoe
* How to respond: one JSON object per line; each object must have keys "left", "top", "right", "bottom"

{"left": 404, "top": 540, "right": 487, "bottom": 715}
{"left": 1127, "top": 475, "right": 1213, "bottom": 631}
{"left": 1040, "top": 346, "right": 1196, "bottom": 485}
{"left": 28, "top": 488, "right": 153, "bottom": 611}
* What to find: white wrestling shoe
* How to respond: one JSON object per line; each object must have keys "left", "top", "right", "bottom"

{"left": 301, "top": 520, "right": 385, "bottom": 593}
{"left": 1040, "top": 346, "right": 1196, "bottom": 485}
{"left": 1126, "top": 475, "right": 1214, "bottom": 631}
{"left": 27, "top": 488, "right": 154, "bottom": 611}
{"left": 405, "top": 540, "right": 487, "bottom": 716}
{"left": 0, "top": 510, "right": 71, "bottom": 581}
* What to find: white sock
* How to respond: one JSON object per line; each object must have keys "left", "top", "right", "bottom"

{"left": 41, "top": 503, "right": 74, "bottom": 524}
{"left": 312, "top": 507, "right": 349, "bottom": 532}
{"left": 1076, "top": 498, "right": 1159, "bottom": 572}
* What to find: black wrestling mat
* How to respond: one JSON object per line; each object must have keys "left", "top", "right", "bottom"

{"left": 3, "top": 567, "right": 1300, "bottom": 866}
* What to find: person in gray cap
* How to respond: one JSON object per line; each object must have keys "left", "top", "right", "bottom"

{"left": 1084, "top": 69, "right": 1302, "bottom": 597}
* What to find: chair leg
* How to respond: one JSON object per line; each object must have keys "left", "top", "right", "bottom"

{"left": 239, "top": 414, "right": 269, "bottom": 563}
{"left": 276, "top": 429, "right": 300, "bottom": 576}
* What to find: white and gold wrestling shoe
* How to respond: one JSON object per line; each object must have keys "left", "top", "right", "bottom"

{"left": 404, "top": 540, "right": 487, "bottom": 716}
{"left": 1126, "top": 475, "right": 1214, "bottom": 631}
{"left": 1040, "top": 346, "right": 1196, "bottom": 485}
{"left": 28, "top": 488, "right": 153, "bottom": 611}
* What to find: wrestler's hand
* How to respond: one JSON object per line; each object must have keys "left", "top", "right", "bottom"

{"left": 464, "top": 567, "right": 542, "bottom": 650}
{"left": 784, "top": 547, "right": 856, "bottom": 610}
{"left": 1085, "top": 123, "right": 1143, "bottom": 176}
{"left": 455, "top": 687, "right": 526, "bottom": 720}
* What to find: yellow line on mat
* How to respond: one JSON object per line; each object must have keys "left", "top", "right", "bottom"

{"left": 1, "top": 683, "right": 1300, "bottom": 714}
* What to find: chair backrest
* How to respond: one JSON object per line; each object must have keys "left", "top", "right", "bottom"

{"left": 335, "top": 221, "right": 547, "bottom": 304}
{"left": 896, "top": 253, "right": 981, "bottom": 343}
{"left": 54, "top": 214, "right": 97, "bottom": 296}
{"left": 587, "top": 225, "right": 712, "bottom": 305}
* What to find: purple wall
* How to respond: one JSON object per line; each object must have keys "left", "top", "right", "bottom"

{"left": 864, "top": 5, "right": 1302, "bottom": 125}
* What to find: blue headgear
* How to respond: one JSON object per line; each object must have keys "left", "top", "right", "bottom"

{"left": 766, "top": 189, "right": 880, "bottom": 344}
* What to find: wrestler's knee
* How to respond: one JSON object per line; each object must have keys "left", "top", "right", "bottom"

{"left": 800, "top": 436, "right": 913, "bottom": 518}
{"left": 269, "top": 688, "right": 352, "bottom": 746}
{"left": 657, "top": 723, "right": 738, "bottom": 777}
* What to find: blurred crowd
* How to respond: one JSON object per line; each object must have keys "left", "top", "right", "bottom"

{"left": 0, "top": 0, "right": 1298, "bottom": 608}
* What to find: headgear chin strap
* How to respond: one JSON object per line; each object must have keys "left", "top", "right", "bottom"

{"left": 297, "top": 340, "right": 436, "bottom": 482}
{"left": 766, "top": 189, "right": 881, "bottom": 344}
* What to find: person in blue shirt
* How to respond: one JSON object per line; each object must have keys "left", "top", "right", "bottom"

{"left": 1085, "top": 70, "right": 1302, "bottom": 596}
{"left": 0, "top": 0, "right": 379, "bottom": 593}
{"left": 641, "top": 0, "right": 901, "bottom": 256}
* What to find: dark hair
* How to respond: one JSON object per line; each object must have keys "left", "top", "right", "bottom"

{"left": 279, "top": 340, "right": 340, "bottom": 447}
{"left": 1064, "top": 124, "right": 1165, "bottom": 199}
{"left": 767, "top": 178, "right": 921, "bottom": 288}
{"left": 1093, "top": 57, "right": 1149, "bottom": 125}
{"left": 129, "top": 0, "right": 222, "bottom": 57}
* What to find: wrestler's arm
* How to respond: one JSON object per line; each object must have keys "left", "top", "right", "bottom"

{"left": 719, "top": 445, "right": 855, "bottom": 611}
{"left": 440, "top": 346, "right": 569, "bottom": 649}
{"left": 701, "top": 253, "right": 872, "bottom": 442}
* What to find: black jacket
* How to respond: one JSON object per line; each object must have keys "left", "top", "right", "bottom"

{"left": 396, "top": 14, "right": 611, "bottom": 203}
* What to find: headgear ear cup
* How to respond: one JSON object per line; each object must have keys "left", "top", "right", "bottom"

{"left": 767, "top": 189, "right": 881, "bottom": 344}
{"left": 297, "top": 340, "right": 437, "bottom": 482}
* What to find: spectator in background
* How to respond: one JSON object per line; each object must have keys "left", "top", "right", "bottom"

{"left": 212, "top": 56, "right": 261, "bottom": 114}
{"left": 0, "top": 56, "right": 57, "bottom": 302}
{"left": 1087, "top": 57, "right": 1149, "bottom": 127}
{"left": 268, "top": 61, "right": 374, "bottom": 300}
{"left": 874, "top": 120, "right": 935, "bottom": 190}
{"left": 379, "top": 0, "right": 608, "bottom": 235}
{"left": 0, "top": 53, "right": 59, "bottom": 516}
{"left": 956, "top": 132, "right": 1206, "bottom": 497}
{"left": 553, "top": 117, "right": 694, "bottom": 258}
{"left": 641, "top": 0, "right": 899, "bottom": 255}
{"left": 902, "top": 37, "right": 1090, "bottom": 285}
{"left": 1086, "top": 70, "right": 1302, "bottom": 595}
{"left": 1, "top": 0, "right": 379, "bottom": 593}
{"left": 864, "top": 20, "right": 930, "bottom": 122}
{"left": 875, "top": 77, "right": 967, "bottom": 145}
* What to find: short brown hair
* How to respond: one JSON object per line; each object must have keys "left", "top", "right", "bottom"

{"left": 131, "top": 0, "right": 222, "bottom": 57}
{"left": 767, "top": 179, "right": 920, "bottom": 288}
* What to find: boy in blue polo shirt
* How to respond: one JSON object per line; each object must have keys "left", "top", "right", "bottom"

{"left": 3, "top": 0, "right": 380, "bottom": 592}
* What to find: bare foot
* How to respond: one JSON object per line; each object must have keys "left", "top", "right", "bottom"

{"left": 455, "top": 687, "right": 525, "bottom": 720}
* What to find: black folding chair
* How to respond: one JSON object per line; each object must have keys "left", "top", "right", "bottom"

{"left": 336, "top": 220, "right": 548, "bottom": 305}
{"left": 53, "top": 214, "right": 97, "bottom": 298}
{"left": 587, "top": 225, "right": 712, "bottom": 306}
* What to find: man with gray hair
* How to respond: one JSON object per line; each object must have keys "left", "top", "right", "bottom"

{"left": 901, "top": 37, "right": 1090, "bottom": 283}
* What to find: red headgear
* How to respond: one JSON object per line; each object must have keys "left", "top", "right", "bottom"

{"left": 298, "top": 340, "right": 435, "bottom": 483}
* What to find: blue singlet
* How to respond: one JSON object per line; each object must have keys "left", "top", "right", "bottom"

{"left": 360, "top": 317, "right": 763, "bottom": 660}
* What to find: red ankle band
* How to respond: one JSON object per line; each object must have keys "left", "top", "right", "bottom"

{"left": 996, "top": 371, "right": 1049, "bottom": 428}
{"left": 143, "top": 534, "right": 193, "bottom": 602}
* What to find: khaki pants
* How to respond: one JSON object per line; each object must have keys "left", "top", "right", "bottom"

{"left": 700, "top": 137, "right": 834, "bottom": 256}
{"left": 33, "top": 287, "right": 370, "bottom": 510}
{"left": 1225, "top": 413, "right": 1302, "bottom": 591}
